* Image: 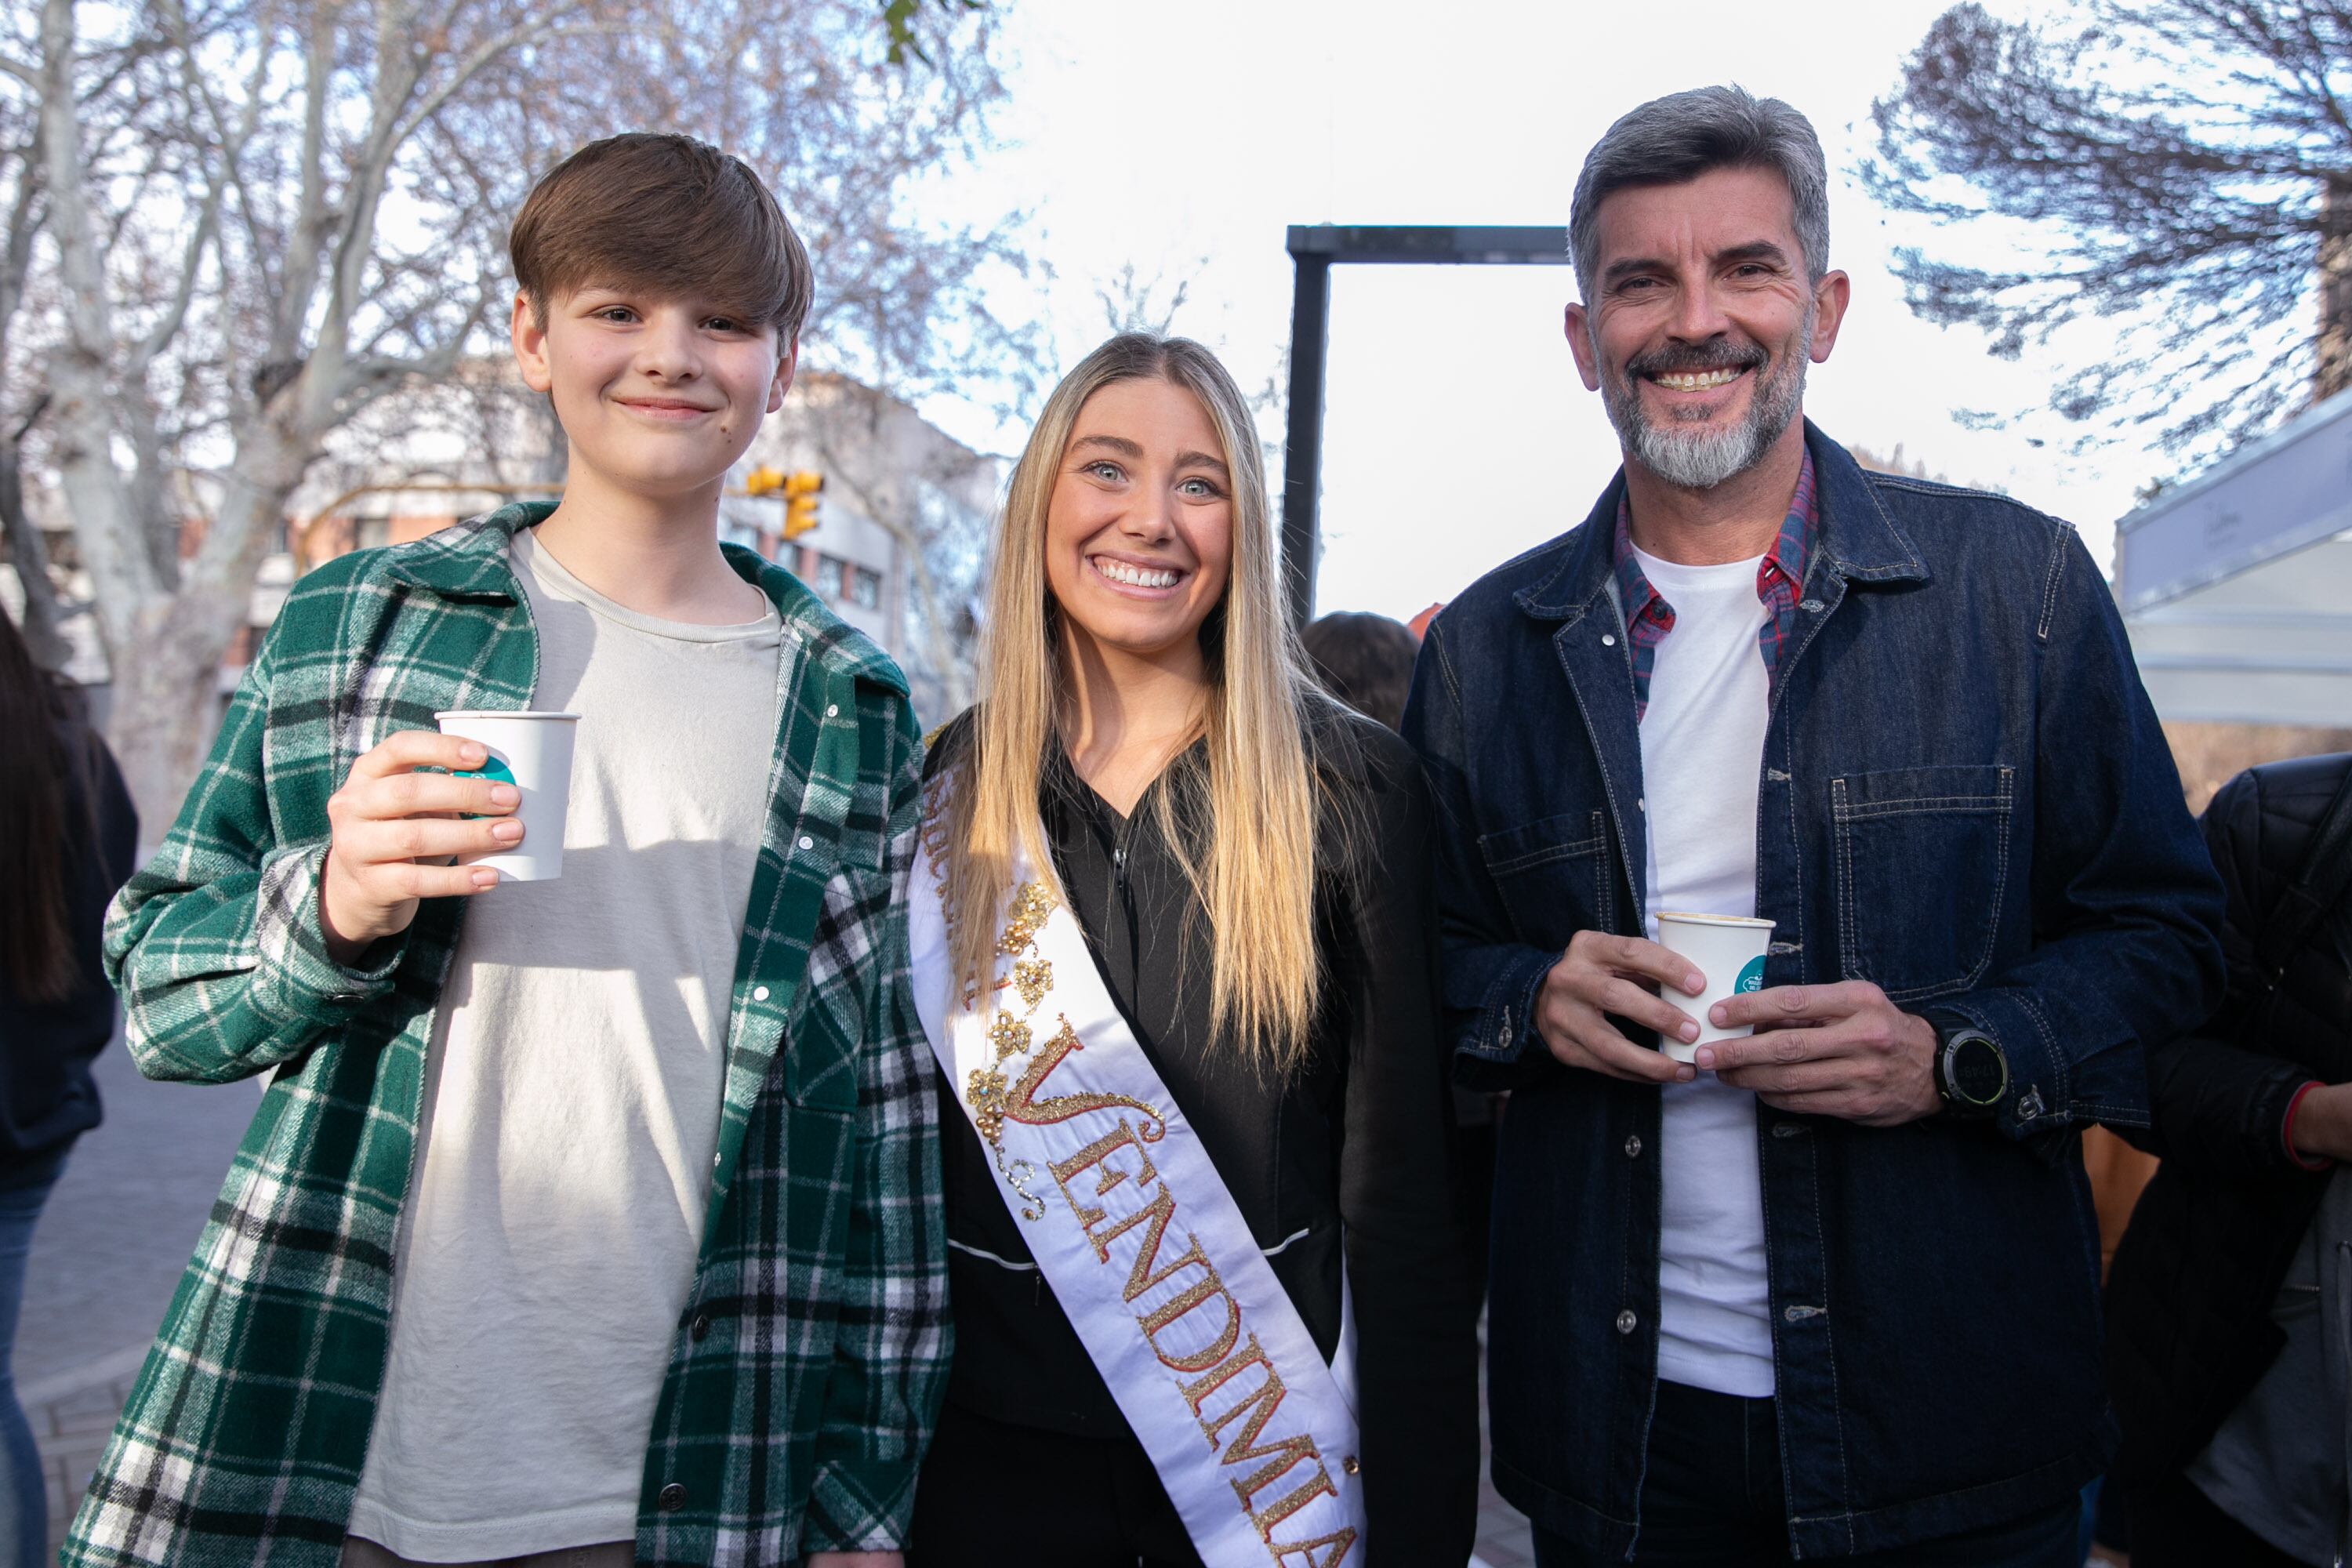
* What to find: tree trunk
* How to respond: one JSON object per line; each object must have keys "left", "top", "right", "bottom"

{"left": 0, "top": 406, "right": 71, "bottom": 672}
{"left": 104, "top": 432, "right": 308, "bottom": 839}
{"left": 2317, "top": 172, "right": 2352, "bottom": 403}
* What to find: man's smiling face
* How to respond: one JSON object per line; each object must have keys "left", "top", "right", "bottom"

{"left": 1565, "top": 165, "right": 1848, "bottom": 491}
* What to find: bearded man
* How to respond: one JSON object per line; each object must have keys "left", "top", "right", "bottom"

{"left": 1403, "top": 86, "right": 2226, "bottom": 1566}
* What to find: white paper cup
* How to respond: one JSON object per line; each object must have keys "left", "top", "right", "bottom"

{"left": 1653, "top": 911, "right": 1776, "bottom": 1064}
{"left": 434, "top": 710, "right": 579, "bottom": 882}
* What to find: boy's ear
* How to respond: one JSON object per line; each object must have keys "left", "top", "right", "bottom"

{"left": 511, "top": 292, "right": 554, "bottom": 394}
{"left": 767, "top": 333, "right": 798, "bottom": 415}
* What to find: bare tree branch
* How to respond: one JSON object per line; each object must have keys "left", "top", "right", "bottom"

{"left": 1867, "top": 0, "right": 2352, "bottom": 470}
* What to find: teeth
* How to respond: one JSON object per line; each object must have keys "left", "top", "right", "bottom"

{"left": 1094, "top": 557, "right": 1180, "bottom": 590}
{"left": 1653, "top": 368, "right": 1743, "bottom": 390}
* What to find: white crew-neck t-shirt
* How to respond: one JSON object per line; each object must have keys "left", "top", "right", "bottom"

{"left": 1629, "top": 543, "right": 1777, "bottom": 1399}
{"left": 347, "top": 530, "right": 785, "bottom": 1560}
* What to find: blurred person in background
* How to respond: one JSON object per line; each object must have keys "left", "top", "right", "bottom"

{"left": 1304, "top": 608, "right": 1500, "bottom": 1292}
{"left": 0, "top": 608, "right": 136, "bottom": 1568}
{"left": 2106, "top": 750, "right": 2352, "bottom": 1568}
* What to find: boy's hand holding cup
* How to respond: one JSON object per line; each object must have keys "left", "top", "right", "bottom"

{"left": 319, "top": 731, "right": 521, "bottom": 967}
{"left": 318, "top": 712, "right": 578, "bottom": 967}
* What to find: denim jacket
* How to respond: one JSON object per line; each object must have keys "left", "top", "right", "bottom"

{"left": 1403, "top": 425, "right": 2225, "bottom": 1560}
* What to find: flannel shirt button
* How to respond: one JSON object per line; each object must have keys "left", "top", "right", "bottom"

{"left": 658, "top": 1483, "right": 688, "bottom": 1512}
{"left": 797, "top": 836, "right": 815, "bottom": 851}
{"left": 690, "top": 1313, "right": 711, "bottom": 1342}
{"left": 752, "top": 985, "right": 771, "bottom": 1002}
{"left": 826, "top": 703, "right": 840, "bottom": 717}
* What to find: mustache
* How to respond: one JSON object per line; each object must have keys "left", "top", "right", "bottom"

{"left": 1625, "top": 339, "right": 1769, "bottom": 379}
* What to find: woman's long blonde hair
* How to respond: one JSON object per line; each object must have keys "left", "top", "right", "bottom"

{"left": 942, "top": 332, "right": 1342, "bottom": 1076}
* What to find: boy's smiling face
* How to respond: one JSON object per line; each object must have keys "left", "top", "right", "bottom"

{"left": 511, "top": 285, "right": 796, "bottom": 501}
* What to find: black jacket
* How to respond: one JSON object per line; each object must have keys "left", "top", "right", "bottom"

{"left": 2, "top": 718, "right": 137, "bottom": 1172}
{"left": 922, "top": 710, "right": 1481, "bottom": 1565}
{"left": 2106, "top": 751, "right": 2352, "bottom": 1483}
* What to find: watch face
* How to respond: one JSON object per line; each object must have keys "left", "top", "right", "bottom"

{"left": 1950, "top": 1036, "right": 2007, "bottom": 1106}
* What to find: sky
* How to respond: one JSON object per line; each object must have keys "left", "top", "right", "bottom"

{"left": 912, "top": 0, "right": 2158, "bottom": 624}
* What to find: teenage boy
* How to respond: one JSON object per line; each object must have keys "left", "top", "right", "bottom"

{"left": 65, "top": 134, "right": 945, "bottom": 1568}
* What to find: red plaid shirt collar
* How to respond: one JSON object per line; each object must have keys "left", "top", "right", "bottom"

{"left": 1611, "top": 448, "right": 1819, "bottom": 720}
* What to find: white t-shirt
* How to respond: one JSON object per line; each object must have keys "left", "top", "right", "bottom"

{"left": 1631, "top": 543, "right": 1777, "bottom": 1399}
{"left": 347, "top": 531, "right": 785, "bottom": 1560}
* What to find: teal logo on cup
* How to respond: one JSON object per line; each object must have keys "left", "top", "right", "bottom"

{"left": 454, "top": 756, "right": 516, "bottom": 788}
{"left": 1736, "top": 956, "right": 1767, "bottom": 993}
{"left": 453, "top": 755, "right": 514, "bottom": 818}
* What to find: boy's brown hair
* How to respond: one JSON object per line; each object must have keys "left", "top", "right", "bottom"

{"left": 510, "top": 132, "right": 813, "bottom": 342}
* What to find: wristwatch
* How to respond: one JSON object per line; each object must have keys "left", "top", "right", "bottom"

{"left": 1932, "top": 1020, "right": 2009, "bottom": 1119}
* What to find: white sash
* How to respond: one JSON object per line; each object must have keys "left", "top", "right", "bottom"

{"left": 909, "top": 800, "right": 1366, "bottom": 1567}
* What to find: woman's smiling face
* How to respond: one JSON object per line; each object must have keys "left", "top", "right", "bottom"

{"left": 1044, "top": 376, "right": 1236, "bottom": 666}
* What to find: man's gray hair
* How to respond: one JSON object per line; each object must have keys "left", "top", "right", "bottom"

{"left": 1568, "top": 85, "right": 1830, "bottom": 301}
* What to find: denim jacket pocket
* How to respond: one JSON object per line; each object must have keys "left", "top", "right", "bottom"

{"left": 1831, "top": 764, "right": 2014, "bottom": 1003}
{"left": 1477, "top": 808, "right": 1613, "bottom": 944}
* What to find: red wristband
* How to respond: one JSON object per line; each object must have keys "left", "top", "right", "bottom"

{"left": 2283, "top": 1080, "right": 2334, "bottom": 1172}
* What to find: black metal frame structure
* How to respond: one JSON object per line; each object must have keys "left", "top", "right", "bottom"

{"left": 1279, "top": 224, "right": 1571, "bottom": 626}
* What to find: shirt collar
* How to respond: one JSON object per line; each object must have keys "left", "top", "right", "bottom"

{"left": 1612, "top": 446, "right": 1820, "bottom": 619}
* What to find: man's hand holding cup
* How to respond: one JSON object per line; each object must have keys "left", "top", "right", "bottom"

{"left": 318, "top": 731, "right": 521, "bottom": 967}
{"left": 1698, "top": 981, "right": 1941, "bottom": 1127}
{"left": 1535, "top": 930, "right": 1706, "bottom": 1085}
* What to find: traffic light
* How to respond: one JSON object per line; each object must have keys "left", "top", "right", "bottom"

{"left": 782, "top": 470, "right": 824, "bottom": 539}
{"left": 744, "top": 465, "right": 786, "bottom": 498}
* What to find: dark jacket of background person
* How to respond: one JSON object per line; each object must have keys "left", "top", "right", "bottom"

{"left": 1304, "top": 608, "right": 1502, "bottom": 1290}
{"left": 1404, "top": 426, "right": 2226, "bottom": 1562}
{"left": 924, "top": 709, "right": 1481, "bottom": 1565}
{"left": 2106, "top": 751, "right": 2352, "bottom": 1482}
{"left": 1, "top": 656, "right": 137, "bottom": 1174}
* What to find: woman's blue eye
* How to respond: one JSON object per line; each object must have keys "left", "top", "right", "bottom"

{"left": 1086, "top": 461, "right": 1123, "bottom": 481}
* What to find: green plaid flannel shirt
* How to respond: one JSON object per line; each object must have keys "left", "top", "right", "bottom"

{"left": 66, "top": 504, "right": 949, "bottom": 1567}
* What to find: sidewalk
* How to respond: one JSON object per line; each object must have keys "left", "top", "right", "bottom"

{"left": 29, "top": 1348, "right": 144, "bottom": 1560}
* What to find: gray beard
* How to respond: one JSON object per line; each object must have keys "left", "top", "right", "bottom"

{"left": 1601, "top": 322, "right": 1812, "bottom": 491}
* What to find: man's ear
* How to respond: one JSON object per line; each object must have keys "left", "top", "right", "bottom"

{"left": 511, "top": 292, "right": 553, "bottom": 393}
{"left": 1563, "top": 301, "right": 1602, "bottom": 392}
{"left": 1809, "top": 270, "right": 1852, "bottom": 364}
{"left": 768, "top": 333, "right": 799, "bottom": 414}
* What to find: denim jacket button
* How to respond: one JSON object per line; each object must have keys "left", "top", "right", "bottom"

{"left": 1624, "top": 1135, "right": 1642, "bottom": 1159}
{"left": 1615, "top": 1309, "right": 1637, "bottom": 1334}
{"left": 1601, "top": 633, "right": 1617, "bottom": 647}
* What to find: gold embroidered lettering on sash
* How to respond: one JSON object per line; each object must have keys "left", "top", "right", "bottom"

{"left": 1180, "top": 1337, "right": 1358, "bottom": 1558}
{"left": 1007, "top": 1016, "right": 1165, "bottom": 1131}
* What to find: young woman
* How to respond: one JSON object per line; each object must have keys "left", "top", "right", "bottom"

{"left": 906, "top": 334, "right": 1479, "bottom": 1567}
{"left": 0, "top": 608, "right": 135, "bottom": 1566}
